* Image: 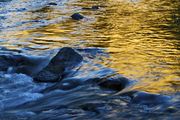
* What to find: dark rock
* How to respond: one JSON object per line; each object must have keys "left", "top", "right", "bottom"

{"left": 92, "top": 6, "right": 100, "bottom": 10}
{"left": 130, "top": 91, "right": 171, "bottom": 106}
{"left": 132, "top": 92, "right": 170, "bottom": 105}
{"left": 0, "top": 54, "right": 16, "bottom": 71}
{"left": 34, "top": 47, "right": 83, "bottom": 83}
{"left": 71, "top": 13, "right": 84, "bottom": 20}
{"left": 33, "top": 64, "right": 64, "bottom": 83}
{"left": 33, "top": 69, "right": 61, "bottom": 83}
{"left": 14, "top": 55, "right": 49, "bottom": 76}
{"left": 0, "top": 54, "right": 48, "bottom": 76}
{"left": 48, "top": 2, "right": 57, "bottom": 6}
{"left": 82, "top": 6, "right": 100, "bottom": 10}
{"left": 98, "top": 76, "right": 130, "bottom": 91}
{"left": 33, "top": 61, "right": 65, "bottom": 83}
{"left": 50, "top": 47, "right": 83, "bottom": 69}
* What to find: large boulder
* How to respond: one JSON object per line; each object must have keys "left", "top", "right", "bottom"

{"left": 33, "top": 47, "right": 83, "bottom": 83}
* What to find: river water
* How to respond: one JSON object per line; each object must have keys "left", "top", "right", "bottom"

{"left": 0, "top": 0, "right": 179, "bottom": 119}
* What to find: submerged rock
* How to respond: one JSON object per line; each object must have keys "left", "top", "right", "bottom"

{"left": 48, "top": 2, "right": 57, "bottom": 6}
{"left": 34, "top": 47, "right": 83, "bottom": 83}
{"left": 121, "top": 91, "right": 171, "bottom": 106}
{"left": 1, "top": 47, "right": 178, "bottom": 119}
{"left": 79, "top": 103, "right": 104, "bottom": 114}
{"left": 14, "top": 56, "right": 49, "bottom": 76}
{"left": 82, "top": 6, "right": 100, "bottom": 10}
{"left": 131, "top": 91, "right": 171, "bottom": 106}
{"left": 91, "top": 6, "right": 100, "bottom": 10}
{"left": 0, "top": 47, "right": 83, "bottom": 82}
{"left": 71, "top": 13, "right": 84, "bottom": 20}
{"left": 0, "top": 54, "right": 49, "bottom": 76}
{"left": 98, "top": 76, "right": 130, "bottom": 91}
{"left": 0, "top": 54, "right": 16, "bottom": 72}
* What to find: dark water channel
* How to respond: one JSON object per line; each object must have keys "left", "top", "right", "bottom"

{"left": 0, "top": 0, "right": 180, "bottom": 119}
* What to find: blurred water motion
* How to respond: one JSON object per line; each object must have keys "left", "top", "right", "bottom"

{"left": 0, "top": 0, "right": 179, "bottom": 93}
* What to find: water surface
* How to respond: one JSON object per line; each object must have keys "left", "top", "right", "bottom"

{"left": 0, "top": 0, "right": 179, "bottom": 93}
{"left": 0, "top": 0, "right": 180, "bottom": 119}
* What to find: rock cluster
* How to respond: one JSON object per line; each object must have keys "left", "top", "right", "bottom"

{"left": 0, "top": 47, "right": 172, "bottom": 109}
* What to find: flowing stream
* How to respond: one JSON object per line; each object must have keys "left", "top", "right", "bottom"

{"left": 0, "top": 0, "right": 179, "bottom": 119}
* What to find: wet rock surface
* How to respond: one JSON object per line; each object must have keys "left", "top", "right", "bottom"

{"left": 33, "top": 69, "right": 61, "bottom": 83}
{"left": 33, "top": 47, "right": 83, "bottom": 82}
{"left": 131, "top": 91, "right": 171, "bottom": 106}
{"left": 50, "top": 47, "right": 83, "bottom": 69}
{"left": 0, "top": 54, "right": 49, "bottom": 76}
{"left": 120, "top": 91, "right": 172, "bottom": 106}
{"left": 98, "top": 75, "right": 130, "bottom": 91}
{"left": 0, "top": 54, "right": 16, "bottom": 71}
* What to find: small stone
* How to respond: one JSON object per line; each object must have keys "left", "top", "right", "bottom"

{"left": 48, "top": 2, "right": 57, "bottom": 6}
{"left": 71, "top": 13, "right": 84, "bottom": 20}
{"left": 82, "top": 6, "right": 100, "bottom": 10}
{"left": 91, "top": 6, "right": 100, "bottom": 10}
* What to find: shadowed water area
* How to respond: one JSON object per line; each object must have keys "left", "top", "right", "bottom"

{"left": 0, "top": 0, "right": 180, "bottom": 119}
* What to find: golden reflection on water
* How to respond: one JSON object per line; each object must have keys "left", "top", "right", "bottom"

{"left": 91, "top": 0, "right": 180, "bottom": 93}
{"left": 1, "top": 0, "right": 180, "bottom": 93}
